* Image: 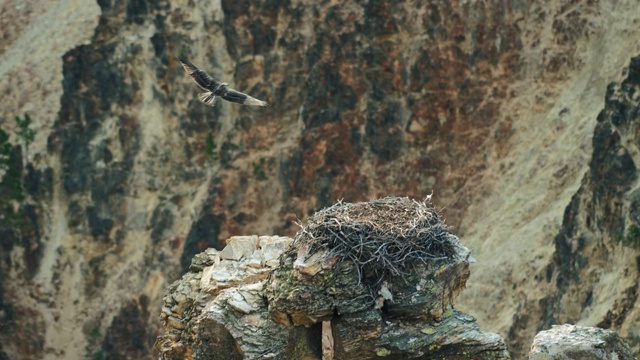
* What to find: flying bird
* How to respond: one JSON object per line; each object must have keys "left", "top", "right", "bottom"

{"left": 179, "top": 57, "right": 267, "bottom": 107}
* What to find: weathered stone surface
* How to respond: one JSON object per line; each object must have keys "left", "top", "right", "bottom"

{"left": 267, "top": 253, "right": 374, "bottom": 326}
{"left": 159, "top": 198, "right": 507, "bottom": 360}
{"left": 260, "top": 236, "right": 293, "bottom": 267}
{"left": 334, "top": 309, "right": 509, "bottom": 360}
{"left": 266, "top": 246, "right": 472, "bottom": 325}
{"left": 156, "top": 236, "right": 306, "bottom": 360}
{"left": 261, "top": 198, "right": 505, "bottom": 359}
{"left": 537, "top": 55, "right": 640, "bottom": 357}
{"left": 219, "top": 235, "right": 258, "bottom": 260}
{"left": 528, "top": 325, "right": 635, "bottom": 360}
{"left": 160, "top": 235, "right": 507, "bottom": 360}
{"left": 188, "top": 248, "right": 221, "bottom": 273}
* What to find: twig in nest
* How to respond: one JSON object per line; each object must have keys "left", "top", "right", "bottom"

{"left": 292, "top": 196, "right": 461, "bottom": 286}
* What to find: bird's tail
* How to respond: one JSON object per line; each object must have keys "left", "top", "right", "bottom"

{"left": 198, "top": 92, "right": 218, "bottom": 107}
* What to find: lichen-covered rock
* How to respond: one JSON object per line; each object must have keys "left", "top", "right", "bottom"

{"left": 156, "top": 235, "right": 302, "bottom": 360}
{"left": 263, "top": 197, "right": 506, "bottom": 359}
{"left": 159, "top": 241, "right": 506, "bottom": 360}
{"left": 266, "top": 197, "right": 474, "bottom": 325}
{"left": 333, "top": 309, "right": 509, "bottom": 360}
{"left": 527, "top": 324, "right": 635, "bottom": 360}
{"left": 158, "top": 199, "right": 509, "bottom": 360}
{"left": 265, "top": 244, "right": 472, "bottom": 326}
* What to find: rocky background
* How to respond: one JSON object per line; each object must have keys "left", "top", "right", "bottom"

{"left": 0, "top": 0, "right": 639, "bottom": 359}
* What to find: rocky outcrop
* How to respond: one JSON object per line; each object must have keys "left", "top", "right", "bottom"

{"left": 156, "top": 236, "right": 310, "bottom": 360}
{"left": 528, "top": 324, "right": 635, "bottom": 360}
{"left": 156, "top": 236, "right": 296, "bottom": 359}
{"left": 157, "top": 198, "right": 509, "bottom": 359}
{"left": 537, "top": 55, "right": 640, "bottom": 356}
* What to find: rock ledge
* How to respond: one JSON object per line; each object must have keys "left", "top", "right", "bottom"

{"left": 156, "top": 198, "right": 510, "bottom": 359}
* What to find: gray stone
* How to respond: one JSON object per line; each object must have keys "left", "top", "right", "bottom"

{"left": 219, "top": 236, "right": 258, "bottom": 260}
{"left": 528, "top": 324, "right": 635, "bottom": 360}
{"left": 159, "top": 204, "right": 509, "bottom": 360}
{"left": 156, "top": 236, "right": 307, "bottom": 360}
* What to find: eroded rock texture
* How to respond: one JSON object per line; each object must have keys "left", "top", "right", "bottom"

{"left": 528, "top": 324, "right": 635, "bottom": 360}
{"left": 159, "top": 228, "right": 509, "bottom": 360}
{"left": 156, "top": 236, "right": 314, "bottom": 360}
{"left": 2, "top": 0, "right": 640, "bottom": 359}
{"left": 539, "top": 55, "right": 640, "bottom": 355}
{"left": 265, "top": 244, "right": 508, "bottom": 359}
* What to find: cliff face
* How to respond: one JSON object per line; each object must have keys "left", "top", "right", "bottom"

{"left": 544, "top": 56, "right": 640, "bottom": 354}
{"left": 1, "top": 0, "right": 640, "bottom": 359}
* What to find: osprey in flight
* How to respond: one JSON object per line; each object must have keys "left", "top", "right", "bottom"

{"left": 179, "top": 57, "right": 267, "bottom": 107}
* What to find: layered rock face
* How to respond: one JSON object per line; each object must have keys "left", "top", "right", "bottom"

{"left": 157, "top": 198, "right": 510, "bottom": 359}
{"left": 156, "top": 237, "right": 293, "bottom": 360}
{"left": 540, "top": 55, "right": 640, "bottom": 355}
{"left": 1, "top": 0, "right": 640, "bottom": 359}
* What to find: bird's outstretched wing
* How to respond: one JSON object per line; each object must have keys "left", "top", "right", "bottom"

{"left": 221, "top": 88, "right": 268, "bottom": 107}
{"left": 179, "top": 57, "right": 218, "bottom": 91}
{"left": 198, "top": 92, "right": 218, "bottom": 107}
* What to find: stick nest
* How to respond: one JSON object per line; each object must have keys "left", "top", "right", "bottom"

{"left": 294, "top": 196, "right": 461, "bottom": 281}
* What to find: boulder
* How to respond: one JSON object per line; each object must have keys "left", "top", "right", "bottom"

{"left": 528, "top": 324, "right": 635, "bottom": 360}
{"left": 156, "top": 197, "right": 510, "bottom": 359}
{"left": 155, "top": 236, "right": 301, "bottom": 360}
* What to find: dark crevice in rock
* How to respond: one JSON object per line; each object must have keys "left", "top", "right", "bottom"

{"left": 598, "top": 284, "right": 639, "bottom": 329}
{"left": 365, "top": 99, "right": 404, "bottom": 162}
{"left": 19, "top": 204, "right": 42, "bottom": 279}
{"left": 302, "top": 61, "right": 357, "bottom": 129}
{"left": 181, "top": 191, "right": 223, "bottom": 274}
{"left": 23, "top": 164, "right": 53, "bottom": 199}
{"left": 150, "top": 204, "right": 174, "bottom": 245}
{"left": 126, "top": 0, "right": 148, "bottom": 24}
{"left": 102, "top": 295, "right": 153, "bottom": 360}
{"left": 57, "top": 43, "right": 133, "bottom": 196}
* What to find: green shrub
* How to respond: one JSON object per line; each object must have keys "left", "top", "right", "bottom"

{"left": 0, "top": 128, "right": 23, "bottom": 230}
{"left": 616, "top": 224, "right": 640, "bottom": 249}
{"left": 15, "top": 113, "right": 35, "bottom": 159}
{"left": 625, "top": 224, "right": 640, "bottom": 248}
{"left": 252, "top": 158, "right": 267, "bottom": 181}
{"left": 0, "top": 114, "right": 35, "bottom": 238}
{"left": 205, "top": 132, "right": 218, "bottom": 164}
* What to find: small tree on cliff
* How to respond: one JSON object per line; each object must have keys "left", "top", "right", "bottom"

{"left": 0, "top": 127, "right": 24, "bottom": 230}
{"left": 15, "top": 113, "right": 35, "bottom": 160}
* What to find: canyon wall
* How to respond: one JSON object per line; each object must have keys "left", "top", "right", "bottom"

{"left": 1, "top": 0, "right": 639, "bottom": 359}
